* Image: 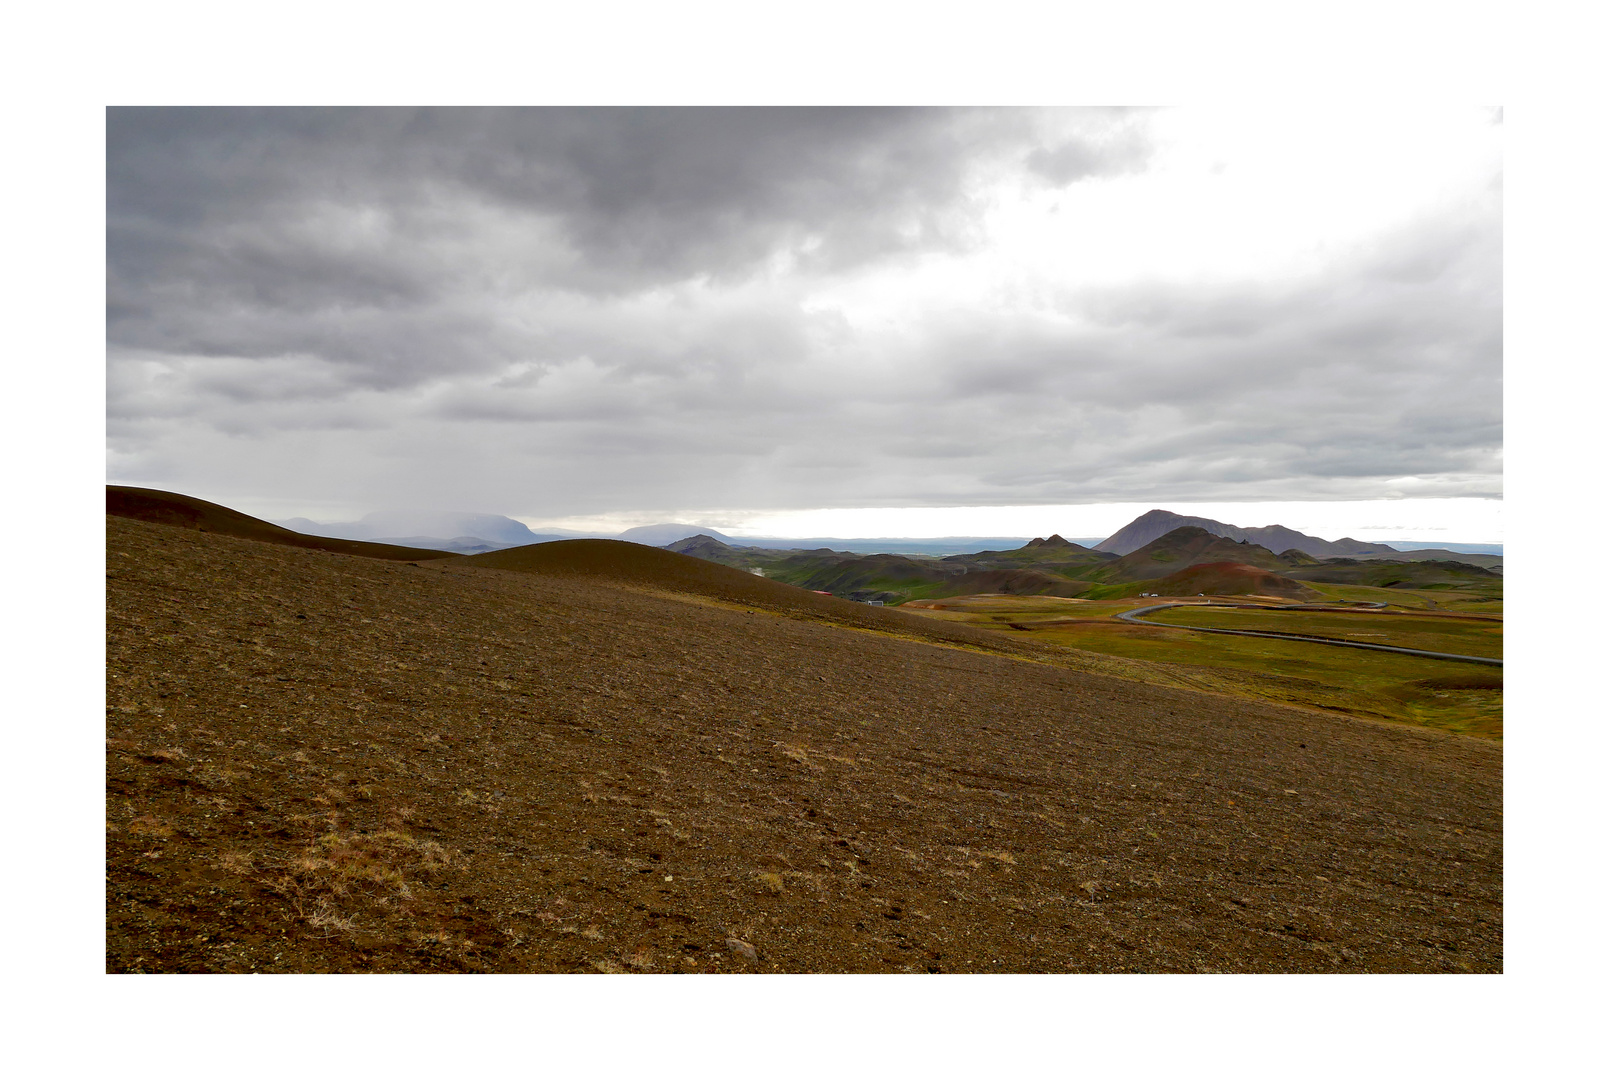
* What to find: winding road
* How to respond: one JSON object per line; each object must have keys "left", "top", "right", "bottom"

{"left": 1115, "top": 601, "right": 1502, "bottom": 667}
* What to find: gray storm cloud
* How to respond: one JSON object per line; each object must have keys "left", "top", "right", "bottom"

{"left": 106, "top": 107, "right": 1501, "bottom": 521}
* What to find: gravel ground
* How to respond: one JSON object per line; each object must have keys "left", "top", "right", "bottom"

{"left": 106, "top": 515, "right": 1502, "bottom": 973}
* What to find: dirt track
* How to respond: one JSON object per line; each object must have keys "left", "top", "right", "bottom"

{"left": 106, "top": 516, "right": 1502, "bottom": 973}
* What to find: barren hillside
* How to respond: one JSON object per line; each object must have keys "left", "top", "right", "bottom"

{"left": 106, "top": 515, "right": 1502, "bottom": 973}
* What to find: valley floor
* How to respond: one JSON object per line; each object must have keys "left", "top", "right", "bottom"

{"left": 106, "top": 516, "right": 1502, "bottom": 973}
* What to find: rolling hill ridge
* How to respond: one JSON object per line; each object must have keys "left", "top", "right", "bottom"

{"left": 109, "top": 487, "right": 454, "bottom": 562}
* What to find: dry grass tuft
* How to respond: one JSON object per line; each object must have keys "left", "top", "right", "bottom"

{"left": 257, "top": 821, "right": 452, "bottom": 935}
{"left": 126, "top": 815, "right": 174, "bottom": 838}
{"left": 387, "top": 806, "right": 416, "bottom": 827}
{"left": 953, "top": 846, "right": 1016, "bottom": 866}
{"left": 304, "top": 900, "right": 359, "bottom": 937}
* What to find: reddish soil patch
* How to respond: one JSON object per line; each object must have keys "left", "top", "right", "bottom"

{"left": 107, "top": 515, "right": 1501, "bottom": 973}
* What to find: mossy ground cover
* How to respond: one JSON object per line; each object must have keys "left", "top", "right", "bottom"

{"left": 898, "top": 594, "right": 1502, "bottom": 741}
{"left": 1303, "top": 581, "right": 1502, "bottom": 614}
{"left": 1142, "top": 606, "right": 1502, "bottom": 660}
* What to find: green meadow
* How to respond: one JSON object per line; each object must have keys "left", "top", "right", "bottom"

{"left": 899, "top": 592, "right": 1503, "bottom": 741}
{"left": 1142, "top": 605, "right": 1502, "bottom": 660}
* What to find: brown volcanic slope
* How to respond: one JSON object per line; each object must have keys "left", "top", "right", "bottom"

{"left": 107, "top": 514, "right": 1502, "bottom": 973}
{"left": 1144, "top": 562, "right": 1321, "bottom": 602}
{"left": 108, "top": 485, "right": 453, "bottom": 562}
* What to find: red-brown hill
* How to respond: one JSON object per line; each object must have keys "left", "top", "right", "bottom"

{"left": 1099, "top": 526, "right": 1291, "bottom": 584}
{"left": 106, "top": 486, "right": 453, "bottom": 562}
{"left": 1145, "top": 560, "right": 1321, "bottom": 601}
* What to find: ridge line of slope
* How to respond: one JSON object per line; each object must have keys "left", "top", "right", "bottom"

{"left": 107, "top": 486, "right": 456, "bottom": 562}
{"left": 450, "top": 539, "right": 1046, "bottom": 657}
{"left": 598, "top": 579, "right": 1066, "bottom": 667}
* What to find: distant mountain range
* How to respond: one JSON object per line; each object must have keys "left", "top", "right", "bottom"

{"left": 117, "top": 486, "right": 1501, "bottom": 607}
{"left": 274, "top": 510, "right": 578, "bottom": 554}
{"left": 271, "top": 511, "right": 1055, "bottom": 557}
{"left": 273, "top": 514, "right": 770, "bottom": 554}
{"left": 268, "top": 505, "right": 1501, "bottom": 566}
{"left": 660, "top": 520, "right": 1502, "bottom": 605}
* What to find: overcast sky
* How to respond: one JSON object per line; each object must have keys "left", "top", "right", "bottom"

{"left": 107, "top": 107, "right": 1502, "bottom": 540}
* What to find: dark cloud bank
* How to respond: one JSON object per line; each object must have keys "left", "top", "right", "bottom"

{"left": 106, "top": 107, "right": 1501, "bottom": 522}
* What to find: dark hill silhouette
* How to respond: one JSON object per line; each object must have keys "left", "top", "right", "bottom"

{"left": 1023, "top": 534, "right": 1088, "bottom": 550}
{"left": 1098, "top": 509, "right": 1399, "bottom": 558}
{"left": 107, "top": 486, "right": 453, "bottom": 561}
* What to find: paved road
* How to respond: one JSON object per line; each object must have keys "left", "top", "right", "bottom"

{"left": 1115, "top": 601, "right": 1502, "bottom": 667}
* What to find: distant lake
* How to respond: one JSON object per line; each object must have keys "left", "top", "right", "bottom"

{"left": 1386, "top": 541, "right": 1503, "bottom": 555}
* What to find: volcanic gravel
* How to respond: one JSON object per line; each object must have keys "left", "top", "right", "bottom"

{"left": 106, "top": 516, "right": 1502, "bottom": 973}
